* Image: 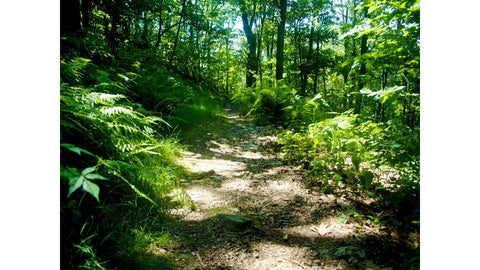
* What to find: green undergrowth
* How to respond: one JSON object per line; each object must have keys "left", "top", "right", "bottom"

{"left": 231, "top": 81, "right": 330, "bottom": 127}
{"left": 169, "top": 94, "right": 226, "bottom": 137}
{"left": 60, "top": 57, "right": 210, "bottom": 269}
{"left": 170, "top": 95, "right": 229, "bottom": 147}
{"left": 276, "top": 111, "right": 419, "bottom": 269}
{"left": 233, "top": 79, "right": 419, "bottom": 268}
{"left": 126, "top": 61, "right": 226, "bottom": 144}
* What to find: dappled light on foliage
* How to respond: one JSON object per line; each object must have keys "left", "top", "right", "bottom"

{"left": 61, "top": 0, "right": 419, "bottom": 268}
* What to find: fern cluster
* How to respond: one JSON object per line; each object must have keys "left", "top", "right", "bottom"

{"left": 130, "top": 65, "right": 196, "bottom": 114}
{"left": 232, "top": 81, "right": 337, "bottom": 128}
{"left": 60, "top": 57, "right": 189, "bottom": 269}
{"left": 231, "top": 83, "right": 297, "bottom": 126}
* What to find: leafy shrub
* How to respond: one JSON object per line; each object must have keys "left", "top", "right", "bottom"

{"left": 381, "top": 119, "right": 420, "bottom": 170}
{"left": 231, "top": 82, "right": 297, "bottom": 125}
{"left": 131, "top": 65, "right": 197, "bottom": 115}
{"left": 169, "top": 93, "right": 224, "bottom": 132}
{"left": 282, "top": 92, "right": 331, "bottom": 127}
{"left": 278, "top": 110, "right": 384, "bottom": 189}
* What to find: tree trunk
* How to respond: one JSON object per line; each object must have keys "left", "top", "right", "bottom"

{"left": 275, "top": 0, "right": 287, "bottom": 81}
{"left": 61, "top": 0, "right": 81, "bottom": 35}
{"left": 377, "top": 69, "right": 388, "bottom": 121}
{"left": 354, "top": 7, "right": 368, "bottom": 114}
{"left": 240, "top": 4, "right": 258, "bottom": 87}
{"left": 154, "top": 0, "right": 164, "bottom": 51}
{"left": 226, "top": 34, "right": 230, "bottom": 94}
{"left": 80, "top": 0, "right": 91, "bottom": 29}
{"left": 107, "top": 0, "right": 121, "bottom": 58}
{"left": 308, "top": 26, "right": 314, "bottom": 59}
{"left": 257, "top": 14, "right": 265, "bottom": 85}
{"left": 299, "top": 25, "right": 314, "bottom": 96}
{"left": 322, "top": 67, "right": 327, "bottom": 99}
{"left": 169, "top": 0, "right": 187, "bottom": 67}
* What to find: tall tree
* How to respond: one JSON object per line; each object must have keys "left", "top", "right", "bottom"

{"left": 239, "top": 0, "right": 259, "bottom": 87}
{"left": 61, "top": 0, "right": 81, "bottom": 35}
{"left": 81, "top": 0, "right": 91, "bottom": 29}
{"left": 275, "top": 0, "right": 287, "bottom": 81}
{"left": 354, "top": 6, "right": 369, "bottom": 114}
{"left": 169, "top": 0, "right": 188, "bottom": 67}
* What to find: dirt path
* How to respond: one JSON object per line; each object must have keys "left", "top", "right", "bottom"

{"left": 169, "top": 105, "right": 394, "bottom": 270}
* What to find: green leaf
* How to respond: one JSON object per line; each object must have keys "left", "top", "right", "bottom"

{"left": 390, "top": 141, "right": 402, "bottom": 148}
{"left": 351, "top": 156, "right": 361, "bottom": 173}
{"left": 60, "top": 119, "right": 83, "bottom": 133}
{"left": 346, "top": 170, "right": 356, "bottom": 183}
{"left": 359, "top": 170, "right": 374, "bottom": 189}
{"left": 334, "top": 246, "right": 349, "bottom": 256}
{"left": 339, "top": 214, "right": 348, "bottom": 224}
{"left": 61, "top": 143, "right": 96, "bottom": 157}
{"left": 341, "top": 60, "right": 350, "bottom": 67}
{"left": 333, "top": 174, "right": 342, "bottom": 183}
{"left": 82, "top": 180, "right": 100, "bottom": 202}
{"left": 378, "top": 94, "right": 390, "bottom": 104}
{"left": 103, "top": 160, "right": 158, "bottom": 207}
{"left": 147, "top": 116, "right": 172, "bottom": 127}
{"left": 81, "top": 167, "right": 96, "bottom": 175}
{"left": 117, "top": 73, "right": 130, "bottom": 81}
{"left": 61, "top": 170, "right": 78, "bottom": 180}
{"left": 85, "top": 173, "right": 108, "bottom": 180}
{"left": 367, "top": 5, "right": 377, "bottom": 14}
{"left": 76, "top": 57, "right": 91, "bottom": 63}
{"left": 68, "top": 176, "right": 84, "bottom": 197}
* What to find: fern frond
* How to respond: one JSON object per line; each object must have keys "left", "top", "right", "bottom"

{"left": 92, "top": 83, "right": 128, "bottom": 96}
{"left": 89, "top": 92, "right": 126, "bottom": 104}
{"left": 119, "top": 143, "right": 136, "bottom": 152}
{"left": 104, "top": 161, "right": 159, "bottom": 207}
{"left": 108, "top": 122, "right": 140, "bottom": 134}
{"left": 100, "top": 106, "right": 134, "bottom": 116}
{"left": 127, "top": 144, "right": 164, "bottom": 156}
{"left": 146, "top": 116, "right": 171, "bottom": 127}
{"left": 61, "top": 119, "right": 88, "bottom": 134}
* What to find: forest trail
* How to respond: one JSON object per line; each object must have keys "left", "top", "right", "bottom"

{"left": 169, "top": 105, "right": 389, "bottom": 270}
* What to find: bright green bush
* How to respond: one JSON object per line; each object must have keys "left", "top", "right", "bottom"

{"left": 282, "top": 92, "right": 331, "bottom": 127}
{"left": 170, "top": 94, "right": 224, "bottom": 131}
{"left": 231, "top": 83, "right": 297, "bottom": 125}
{"left": 131, "top": 65, "right": 197, "bottom": 115}
{"left": 278, "top": 110, "right": 384, "bottom": 189}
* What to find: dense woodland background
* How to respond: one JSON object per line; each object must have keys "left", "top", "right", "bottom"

{"left": 2, "top": 0, "right": 480, "bottom": 269}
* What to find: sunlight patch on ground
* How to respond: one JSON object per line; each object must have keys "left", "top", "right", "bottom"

{"left": 284, "top": 216, "right": 357, "bottom": 239}
{"left": 185, "top": 186, "right": 227, "bottom": 211}
{"left": 256, "top": 134, "right": 278, "bottom": 144}
{"left": 240, "top": 241, "right": 318, "bottom": 270}
{"left": 222, "top": 178, "right": 252, "bottom": 191}
{"left": 180, "top": 153, "right": 246, "bottom": 176}
{"left": 262, "top": 179, "right": 305, "bottom": 196}
{"left": 207, "top": 139, "right": 265, "bottom": 160}
{"left": 207, "top": 140, "right": 241, "bottom": 154}
{"left": 236, "top": 150, "right": 264, "bottom": 159}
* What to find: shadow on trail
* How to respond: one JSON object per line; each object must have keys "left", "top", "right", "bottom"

{"left": 180, "top": 115, "right": 285, "bottom": 176}
{"left": 169, "top": 194, "right": 419, "bottom": 270}
{"left": 169, "top": 105, "right": 419, "bottom": 269}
